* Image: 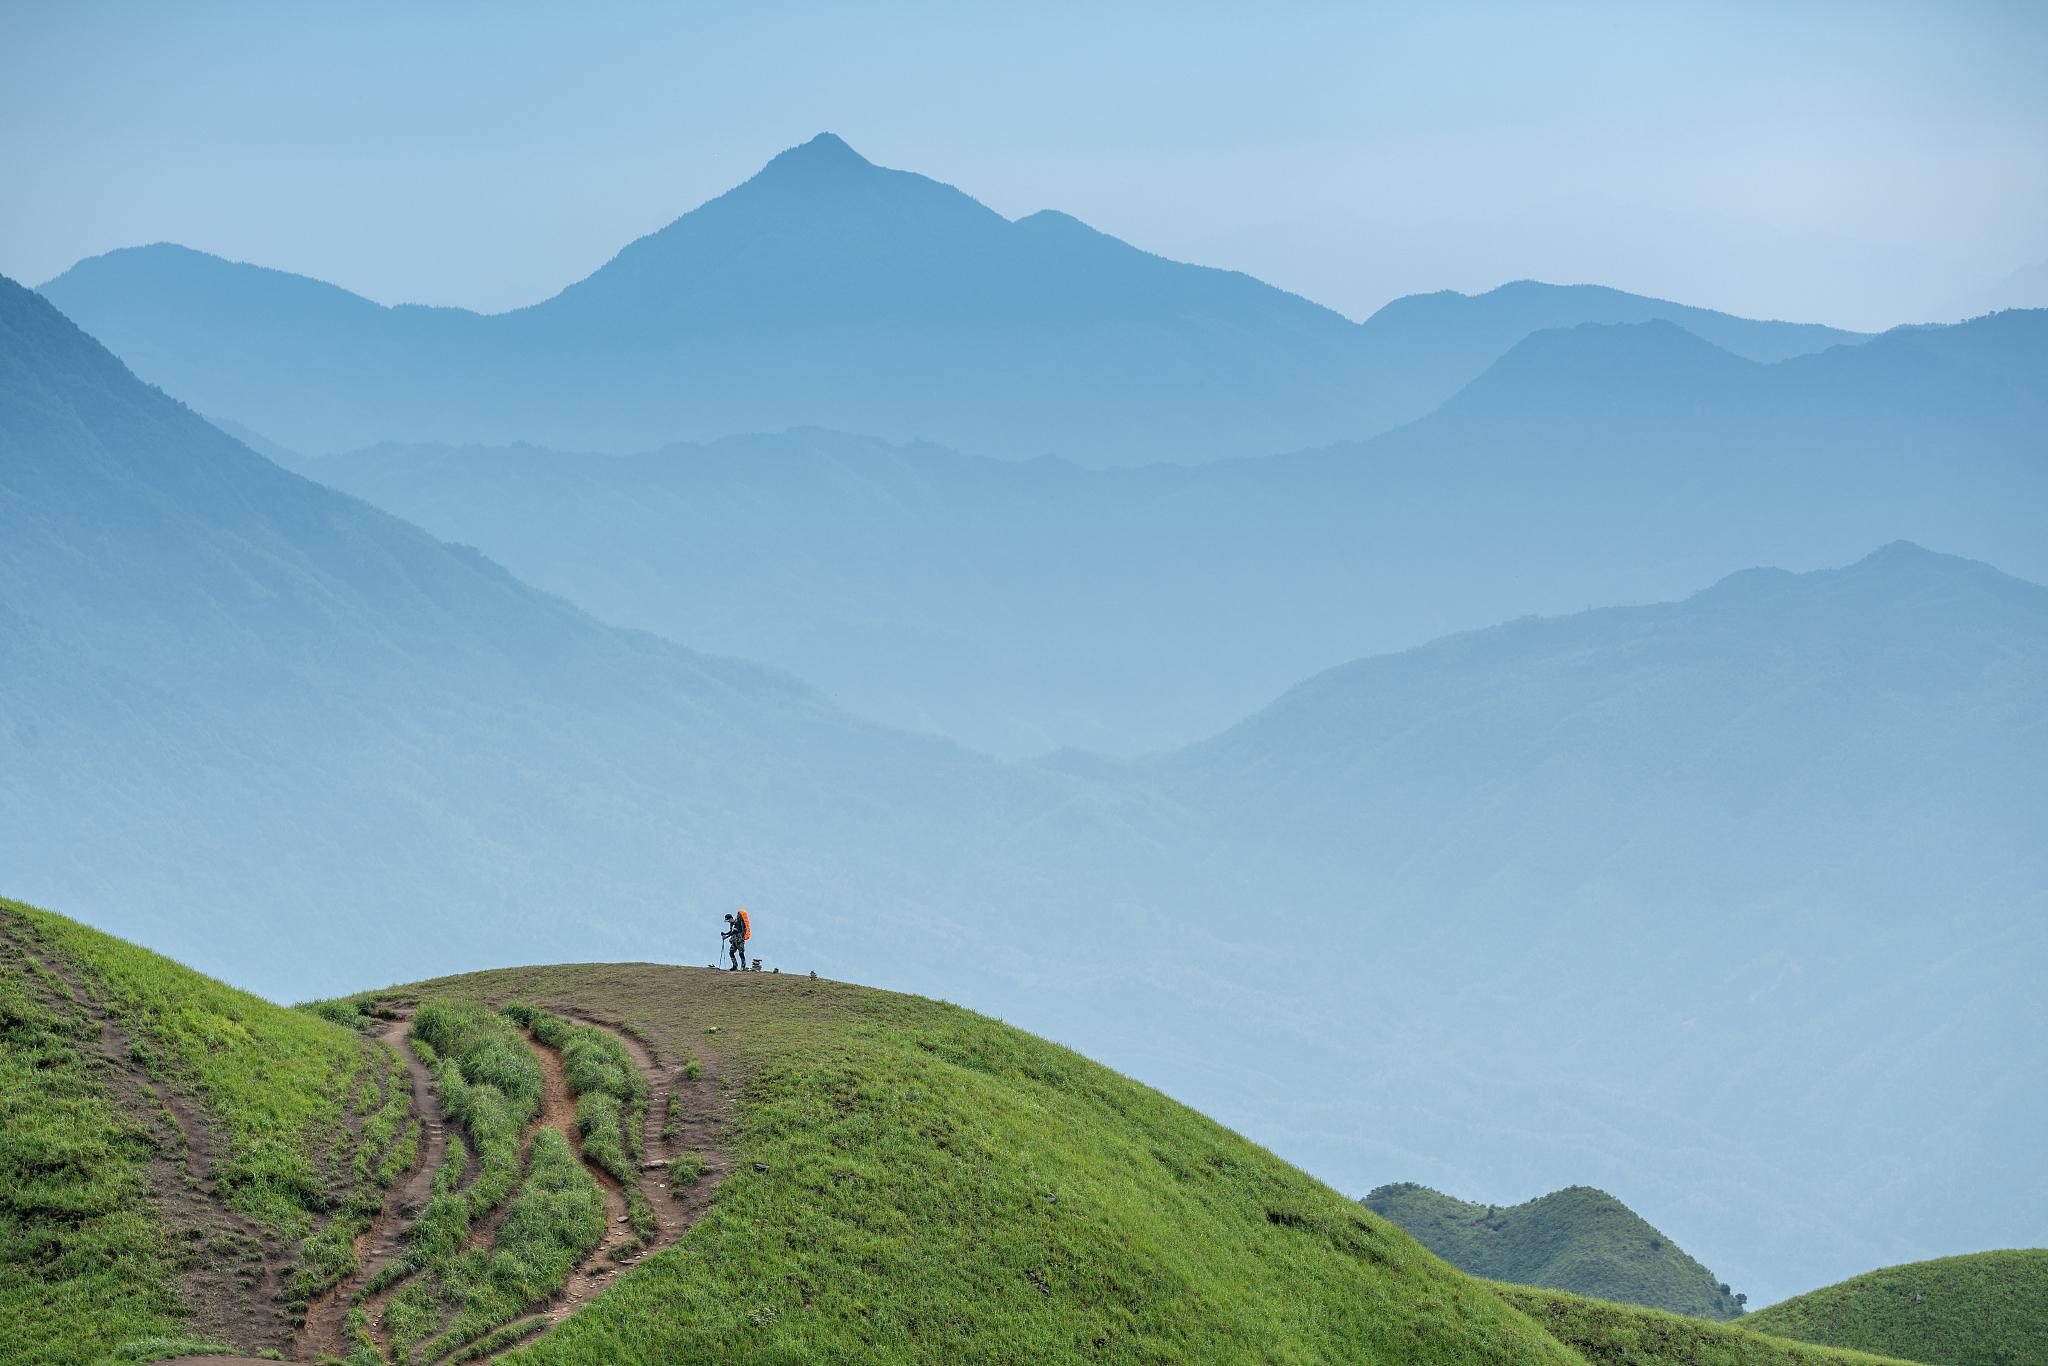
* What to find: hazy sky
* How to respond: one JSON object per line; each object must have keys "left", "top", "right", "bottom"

{"left": 4, "top": 1, "right": 2044, "bottom": 331}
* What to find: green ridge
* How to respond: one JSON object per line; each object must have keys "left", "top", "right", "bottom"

{"left": 406, "top": 963, "right": 1577, "bottom": 1366}
{"left": 1497, "top": 1284, "right": 1923, "bottom": 1366}
{"left": 1745, "top": 1250, "right": 2048, "bottom": 1366}
{"left": 1363, "top": 1182, "right": 1746, "bottom": 1319}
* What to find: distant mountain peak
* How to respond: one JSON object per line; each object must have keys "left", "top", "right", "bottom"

{"left": 762, "top": 130, "right": 871, "bottom": 173}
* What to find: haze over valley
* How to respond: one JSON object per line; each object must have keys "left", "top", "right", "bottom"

{"left": 4, "top": 15, "right": 2045, "bottom": 1358}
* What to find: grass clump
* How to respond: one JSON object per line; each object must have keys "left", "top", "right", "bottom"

{"left": 1743, "top": 1249, "right": 2048, "bottom": 1366}
{"left": 374, "top": 1000, "right": 611, "bottom": 1363}
{"left": 98, "top": 1338, "right": 238, "bottom": 1362}
{"left": 665, "top": 1152, "right": 709, "bottom": 1190}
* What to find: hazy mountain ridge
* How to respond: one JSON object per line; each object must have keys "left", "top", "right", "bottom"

{"left": 305, "top": 309, "right": 2047, "bottom": 755}
{"left": 39, "top": 134, "right": 1867, "bottom": 466}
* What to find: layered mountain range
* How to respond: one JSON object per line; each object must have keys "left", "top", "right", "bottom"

{"left": 305, "top": 308, "right": 2045, "bottom": 754}
{"left": 39, "top": 133, "right": 1868, "bottom": 466}
{"left": 8, "top": 132, "right": 2045, "bottom": 1310}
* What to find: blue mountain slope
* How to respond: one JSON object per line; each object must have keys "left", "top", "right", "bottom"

{"left": 40, "top": 134, "right": 1864, "bottom": 464}
{"left": 304, "top": 311, "right": 2045, "bottom": 756}
{"left": 0, "top": 272, "right": 1094, "bottom": 1001}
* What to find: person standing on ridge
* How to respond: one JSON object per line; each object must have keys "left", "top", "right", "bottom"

{"left": 722, "top": 913, "right": 744, "bottom": 970}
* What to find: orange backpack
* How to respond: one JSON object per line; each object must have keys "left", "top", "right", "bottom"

{"left": 736, "top": 908, "right": 751, "bottom": 942}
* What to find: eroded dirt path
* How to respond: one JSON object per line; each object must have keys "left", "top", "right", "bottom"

{"left": 522, "top": 1011, "right": 732, "bottom": 1341}
{"left": 297, "top": 1012, "right": 449, "bottom": 1362}
{"left": 162, "top": 1000, "right": 732, "bottom": 1365}
{"left": 525, "top": 1032, "right": 637, "bottom": 1321}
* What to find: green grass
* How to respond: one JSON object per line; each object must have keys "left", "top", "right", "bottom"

{"left": 5, "top": 900, "right": 382, "bottom": 1241}
{"left": 413, "top": 999, "right": 541, "bottom": 1222}
{"left": 4, "top": 905, "right": 1987, "bottom": 1366}
{"left": 415, "top": 1127, "right": 606, "bottom": 1362}
{"left": 405, "top": 964, "right": 1585, "bottom": 1366}
{"left": 1, "top": 898, "right": 400, "bottom": 1360}
{"left": 0, "top": 936, "right": 185, "bottom": 1364}
{"left": 1744, "top": 1249, "right": 2048, "bottom": 1366}
{"left": 367, "top": 998, "right": 610, "bottom": 1363}
{"left": 1363, "top": 1181, "right": 1747, "bottom": 1319}
{"left": 1497, "top": 1284, "right": 1923, "bottom": 1365}
{"left": 503, "top": 1002, "right": 654, "bottom": 1239}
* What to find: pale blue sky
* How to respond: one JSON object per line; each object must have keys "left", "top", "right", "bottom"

{"left": 3, "top": 1, "right": 2044, "bottom": 330}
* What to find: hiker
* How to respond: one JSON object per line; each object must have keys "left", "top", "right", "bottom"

{"left": 723, "top": 913, "right": 744, "bottom": 970}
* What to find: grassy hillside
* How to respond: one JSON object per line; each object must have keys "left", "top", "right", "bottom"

{"left": 1363, "top": 1182, "right": 1745, "bottom": 1319}
{"left": 1744, "top": 1250, "right": 2048, "bottom": 1366}
{"left": 393, "top": 961, "right": 1920, "bottom": 1366}
{"left": 402, "top": 962, "right": 1581, "bottom": 1366}
{"left": 0, "top": 897, "right": 409, "bottom": 1365}
{"left": 1496, "top": 1285, "right": 1919, "bottom": 1366}
{"left": 2, "top": 900, "right": 1935, "bottom": 1366}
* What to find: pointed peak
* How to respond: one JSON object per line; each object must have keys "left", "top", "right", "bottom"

{"left": 760, "top": 132, "right": 873, "bottom": 176}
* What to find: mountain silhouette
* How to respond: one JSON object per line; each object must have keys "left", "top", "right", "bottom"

{"left": 39, "top": 134, "right": 1864, "bottom": 464}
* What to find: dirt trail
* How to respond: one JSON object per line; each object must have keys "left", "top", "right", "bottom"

{"left": 158, "top": 1004, "right": 731, "bottom": 1366}
{"left": 523, "top": 1011, "right": 733, "bottom": 1338}
{"left": 524, "top": 1033, "right": 637, "bottom": 1321}
{"left": 297, "top": 1013, "right": 449, "bottom": 1362}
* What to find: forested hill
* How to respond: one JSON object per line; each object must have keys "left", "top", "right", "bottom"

{"left": 1363, "top": 1184, "right": 1747, "bottom": 1320}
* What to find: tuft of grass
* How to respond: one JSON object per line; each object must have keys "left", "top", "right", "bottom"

{"left": 414, "top": 999, "right": 540, "bottom": 1224}
{"left": 665, "top": 1152, "right": 708, "bottom": 1190}
{"left": 97, "top": 1338, "right": 238, "bottom": 1363}
{"left": 1743, "top": 1249, "right": 2048, "bottom": 1366}
{"left": 661, "top": 1092, "right": 684, "bottom": 1145}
